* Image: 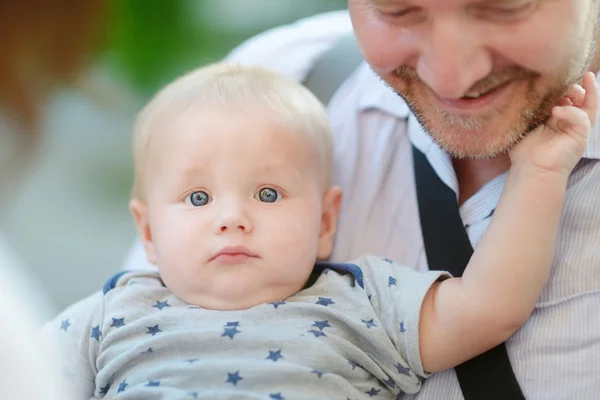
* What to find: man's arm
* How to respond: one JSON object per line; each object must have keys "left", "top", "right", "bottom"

{"left": 419, "top": 74, "right": 599, "bottom": 373}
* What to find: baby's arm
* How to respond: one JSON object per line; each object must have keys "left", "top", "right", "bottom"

{"left": 40, "top": 291, "right": 105, "bottom": 398}
{"left": 419, "top": 72, "right": 600, "bottom": 373}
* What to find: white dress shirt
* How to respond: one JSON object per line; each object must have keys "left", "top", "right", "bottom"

{"left": 123, "top": 10, "right": 600, "bottom": 399}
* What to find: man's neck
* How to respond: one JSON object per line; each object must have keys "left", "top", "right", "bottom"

{"left": 453, "top": 155, "right": 511, "bottom": 206}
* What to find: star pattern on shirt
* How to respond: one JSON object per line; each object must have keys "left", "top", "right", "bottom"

{"left": 146, "top": 324, "right": 162, "bottom": 336}
{"left": 307, "top": 329, "right": 327, "bottom": 338}
{"left": 269, "top": 393, "right": 285, "bottom": 400}
{"left": 266, "top": 349, "right": 283, "bottom": 362}
{"left": 188, "top": 392, "right": 198, "bottom": 398}
{"left": 145, "top": 380, "right": 160, "bottom": 387}
{"left": 399, "top": 321, "right": 406, "bottom": 333}
{"left": 110, "top": 317, "right": 125, "bottom": 328}
{"left": 152, "top": 300, "right": 171, "bottom": 310}
{"left": 361, "top": 318, "right": 377, "bottom": 329}
{"left": 60, "top": 319, "right": 71, "bottom": 332}
{"left": 312, "top": 369, "right": 325, "bottom": 378}
{"left": 140, "top": 347, "right": 153, "bottom": 354}
{"left": 222, "top": 322, "right": 241, "bottom": 339}
{"left": 91, "top": 325, "right": 102, "bottom": 341}
{"left": 226, "top": 370, "right": 243, "bottom": 386}
{"left": 185, "top": 358, "right": 200, "bottom": 364}
{"left": 117, "top": 379, "right": 128, "bottom": 393}
{"left": 99, "top": 383, "right": 110, "bottom": 395}
{"left": 312, "top": 320, "right": 331, "bottom": 331}
{"left": 316, "top": 297, "right": 335, "bottom": 307}
{"left": 388, "top": 276, "right": 397, "bottom": 287}
{"left": 382, "top": 258, "right": 393, "bottom": 264}
{"left": 381, "top": 376, "right": 396, "bottom": 389}
{"left": 366, "top": 387, "right": 381, "bottom": 397}
{"left": 269, "top": 301, "right": 286, "bottom": 309}
{"left": 394, "top": 362, "right": 411, "bottom": 377}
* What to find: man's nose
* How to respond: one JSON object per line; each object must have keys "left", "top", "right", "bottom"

{"left": 415, "top": 18, "right": 492, "bottom": 99}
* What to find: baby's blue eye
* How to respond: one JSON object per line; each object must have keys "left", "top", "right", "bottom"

{"left": 257, "top": 188, "right": 280, "bottom": 203}
{"left": 189, "top": 191, "right": 210, "bottom": 206}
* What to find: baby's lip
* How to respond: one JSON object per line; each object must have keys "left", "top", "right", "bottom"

{"left": 209, "top": 245, "right": 259, "bottom": 262}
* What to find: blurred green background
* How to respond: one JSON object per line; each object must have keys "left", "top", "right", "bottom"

{"left": 0, "top": 0, "right": 347, "bottom": 313}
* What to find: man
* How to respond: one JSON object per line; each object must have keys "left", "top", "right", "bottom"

{"left": 125, "top": 1, "right": 600, "bottom": 399}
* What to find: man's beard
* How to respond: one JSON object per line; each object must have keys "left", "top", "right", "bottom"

{"left": 384, "top": 42, "right": 596, "bottom": 159}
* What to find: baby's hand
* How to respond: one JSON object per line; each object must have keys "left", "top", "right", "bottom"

{"left": 510, "top": 72, "right": 600, "bottom": 176}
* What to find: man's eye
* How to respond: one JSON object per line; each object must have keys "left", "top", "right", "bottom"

{"left": 256, "top": 187, "right": 281, "bottom": 203}
{"left": 187, "top": 191, "right": 211, "bottom": 207}
{"left": 473, "top": 2, "right": 536, "bottom": 19}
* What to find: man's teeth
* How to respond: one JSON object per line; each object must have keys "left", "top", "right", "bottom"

{"left": 463, "top": 86, "right": 498, "bottom": 99}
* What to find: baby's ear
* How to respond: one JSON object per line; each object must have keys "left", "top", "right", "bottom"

{"left": 317, "top": 186, "right": 343, "bottom": 260}
{"left": 129, "top": 199, "right": 157, "bottom": 265}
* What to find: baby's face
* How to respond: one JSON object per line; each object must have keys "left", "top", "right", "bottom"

{"left": 134, "top": 105, "right": 340, "bottom": 310}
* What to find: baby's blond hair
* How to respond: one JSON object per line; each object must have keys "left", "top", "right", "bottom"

{"left": 131, "top": 63, "right": 334, "bottom": 200}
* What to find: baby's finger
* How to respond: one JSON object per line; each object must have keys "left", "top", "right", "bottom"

{"left": 581, "top": 72, "right": 600, "bottom": 123}
{"left": 562, "top": 84, "right": 585, "bottom": 108}
{"left": 552, "top": 105, "right": 592, "bottom": 140}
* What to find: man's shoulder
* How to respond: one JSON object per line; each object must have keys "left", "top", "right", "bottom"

{"left": 225, "top": 10, "right": 352, "bottom": 81}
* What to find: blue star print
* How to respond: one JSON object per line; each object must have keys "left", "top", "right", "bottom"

{"left": 152, "top": 300, "right": 171, "bottom": 310}
{"left": 91, "top": 325, "right": 102, "bottom": 341}
{"left": 60, "top": 319, "right": 71, "bottom": 332}
{"left": 382, "top": 376, "right": 396, "bottom": 389}
{"left": 269, "top": 301, "right": 286, "bottom": 309}
{"left": 399, "top": 321, "right": 406, "bottom": 333}
{"left": 348, "top": 360, "right": 358, "bottom": 370}
{"left": 382, "top": 258, "right": 393, "bottom": 263}
{"left": 110, "top": 317, "right": 125, "bottom": 328}
{"left": 146, "top": 325, "right": 162, "bottom": 336}
{"left": 146, "top": 380, "right": 160, "bottom": 387}
{"left": 266, "top": 349, "right": 283, "bottom": 362}
{"left": 188, "top": 392, "right": 198, "bottom": 398}
{"left": 366, "top": 387, "right": 381, "bottom": 397}
{"left": 312, "top": 369, "right": 325, "bottom": 378}
{"left": 394, "top": 362, "right": 411, "bottom": 377}
{"left": 312, "top": 320, "right": 331, "bottom": 330}
{"left": 225, "top": 321, "right": 240, "bottom": 326}
{"left": 222, "top": 326, "right": 241, "bottom": 339}
{"left": 307, "top": 329, "right": 327, "bottom": 338}
{"left": 117, "top": 380, "right": 128, "bottom": 393}
{"left": 226, "top": 371, "right": 243, "bottom": 386}
{"left": 269, "top": 393, "right": 285, "bottom": 400}
{"left": 185, "top": 358, "right": 199, "bottom": 364}
{"left": 388, "top": 276, "right": 397, "bottom": 287}
{"left": 316, "top": 297, "right": 335, "bottom": 307}
{"left": 361, "top": 319, "right": 377, "bottom": 329}
{"left": 99, "top": 384, "right": 110, "bottom": 395}
{"left": 140, "top": 347, "right": 153, "bottom": 354}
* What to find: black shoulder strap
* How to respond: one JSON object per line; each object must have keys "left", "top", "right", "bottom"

{"left": 306, "top": 34, "right": 525, "bottom": 399}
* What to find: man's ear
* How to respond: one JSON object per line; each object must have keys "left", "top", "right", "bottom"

{"left": 317, "top": 186, "right": 343, "bottom": 260}
{"left": 129, "top": 199, "right": 157, "bottom": 265}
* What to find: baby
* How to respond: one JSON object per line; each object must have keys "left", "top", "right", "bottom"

{"left": 45, "top": 64, "right": 599, "bottom": 400}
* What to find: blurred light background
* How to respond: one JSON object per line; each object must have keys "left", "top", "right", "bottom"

{"left": 0, "top": 0, "right": 347, "bottom": 314}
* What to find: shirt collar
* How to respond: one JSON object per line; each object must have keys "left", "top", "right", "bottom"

{"left": 356, "top": 63, "right": 600, "bottom": 161}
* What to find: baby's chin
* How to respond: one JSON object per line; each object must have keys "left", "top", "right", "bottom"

{"left": 168, "top": 285, "right": 297, "bottom": 311}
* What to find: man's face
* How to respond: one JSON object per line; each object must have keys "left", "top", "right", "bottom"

{"left": 349, "top": 0, "right": 598, "bottom": 158}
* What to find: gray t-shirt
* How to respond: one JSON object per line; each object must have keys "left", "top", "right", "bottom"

{"left": 44, "top": 255, "right": 449, "bottom": 399}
